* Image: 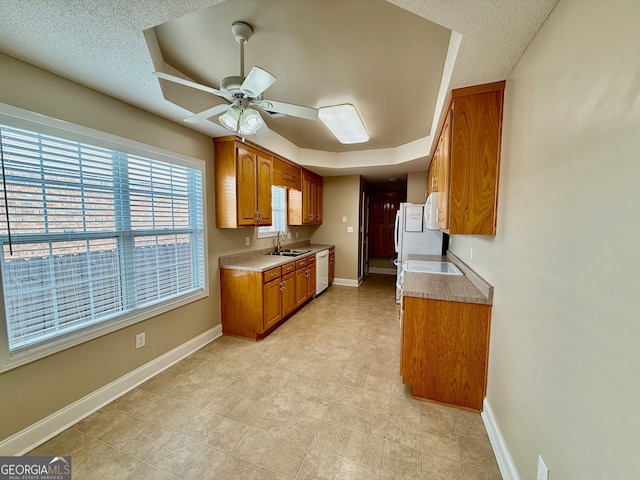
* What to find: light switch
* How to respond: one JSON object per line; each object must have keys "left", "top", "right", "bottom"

{"left": 342, "top": 216, "right": 347, "bottom": 223}
{"left": 347, "top": 226, "right": 354, "bottom": 233}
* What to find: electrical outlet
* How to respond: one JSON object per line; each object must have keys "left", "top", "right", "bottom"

{"left": 245, "top": 236, "right": 250, "bottom": 246}
{"left": 537, "top": 455, "right": 549, "bottom": 480}
{"left": 295, "top": 232, "right": 299, "bottom": 239}
{"left": 469, "top": 246, "right": 474, "bottom": 259}
{"left": 135, "top": 332, "right": 146, "bottom": 349}
{"left": 342, "top": 216, "right": 347, "bottom": 223}
{"left": 287, "top": 232, "right": 291, "bottom": 239}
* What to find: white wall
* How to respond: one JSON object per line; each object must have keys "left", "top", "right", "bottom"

{"left": 449, "top": 0, "right": 640, "bottom": 478}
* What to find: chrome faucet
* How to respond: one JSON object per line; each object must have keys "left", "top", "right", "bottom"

{"left": 276, "top": 230, "right": 286, "bottom": 253}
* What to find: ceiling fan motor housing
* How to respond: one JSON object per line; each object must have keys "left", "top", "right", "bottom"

{"left": 220, "top": 76, "right": 244, "bottom": 96}
{"left": 231, "top": 21, "right": 253, "bottom": 43}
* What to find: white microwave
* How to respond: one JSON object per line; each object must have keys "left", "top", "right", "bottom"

{"left": 424, "top": 192, "right": 439, "bottom": 230}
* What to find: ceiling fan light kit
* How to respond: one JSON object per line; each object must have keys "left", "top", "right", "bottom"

{"left": 318, "top": 104, "right": 369, "bottom": 144}
{"left": 239, "top": 108, "right": 263, "bottom": 134}
{"left": 219, "top": 105, "right": 241, "bottom": 131}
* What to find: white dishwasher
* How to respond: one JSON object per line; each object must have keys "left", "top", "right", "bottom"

{"left": 315, "top": 249, "right": 329, "bottom": 295}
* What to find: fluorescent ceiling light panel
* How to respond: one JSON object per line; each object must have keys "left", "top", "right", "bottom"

{"left": 318, "top": 104, "right": 369, "bottom": 144}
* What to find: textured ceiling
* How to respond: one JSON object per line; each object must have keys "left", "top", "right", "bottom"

{"left": 0, "top": 0, "right": 557, "bottom": 180}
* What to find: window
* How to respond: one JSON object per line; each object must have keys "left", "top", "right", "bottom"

{"left": 257, "top": 185, "right": 287, "bottom": 238}
{"left": 0, "top": 110, "right": 207, "bottom": 371}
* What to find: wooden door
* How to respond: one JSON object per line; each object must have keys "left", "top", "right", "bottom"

{"left": 263, "top": 278, "right": 281, "bottom": 329}
{"left": 369, "top": 194, "right": 386, "bottom": 256}
{"left": 236, "top": 148, "right": 257, "bottom": 226}
{"left": 370, "top": 193, "right": 403, "bottom": 257}
{"left": 281, "top": 272, "right": 296, "bottom": 316}
{"left": 385, "top": 194, "right": 402, "bottom": 256}
{"left": 256, "top": 154, "right": 273, "bottom": 226}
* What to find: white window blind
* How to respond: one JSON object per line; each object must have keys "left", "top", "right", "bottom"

{"left": 0, "top": 124, "right": 205, "bottom": 354}
{"left": 257, "top": 185, "right": 287, "bottom": 238}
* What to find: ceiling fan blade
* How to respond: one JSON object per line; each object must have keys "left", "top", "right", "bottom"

{"left": 256, "top": 99, "right": 319, "bottom": 120}
{"left": 241, "top": 67, "right": 277, "bottom": 98}
{"left": 184, "top": 103, "right": 230, "bottom": 124}
{"left": 255, "top": 121, "right": 271, "bottom": 140}
{"left": 153, "top": 71, "right": 224, "bottom": 97}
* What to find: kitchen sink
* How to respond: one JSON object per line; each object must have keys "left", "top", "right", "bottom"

{"left": 267, "top": 249, "right": 312, "bottom": 257}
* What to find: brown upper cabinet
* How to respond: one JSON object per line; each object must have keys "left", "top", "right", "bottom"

{"left": 214, "top": 136, "right": 322, "bottom": 228}
{"left": 289, "top": 169, "right": 322, "bottom": 226}
{"left": 214, "top": 138, "right": 273, "bottom": 228}
{"left": 428, "top": 81, "right": 505, "bottom": 235}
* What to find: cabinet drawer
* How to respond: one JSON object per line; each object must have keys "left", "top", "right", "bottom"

{"left": 263, "top": 267, "right": 281, "bottom": 283}
{"left": 296, "top": 256, "right": 316, "bottom": 269}
{"left": 282, "top": 262, "right": 296, "bottom": 275}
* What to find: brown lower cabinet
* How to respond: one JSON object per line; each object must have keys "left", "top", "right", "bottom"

{"left": 400, "top": 295, "right": 492, "bottom": 411}
{"left": 295, "top": 256, "right": 316, "bottom": 307}
{"left": 220, "top": 258, "right": 316, "bottom": 340}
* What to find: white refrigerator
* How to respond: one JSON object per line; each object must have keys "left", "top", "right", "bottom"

{"left": 394, "top": 203, "right": 444, "bottom": 301}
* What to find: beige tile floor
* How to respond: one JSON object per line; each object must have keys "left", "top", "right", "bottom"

{"left": 29, "top": 274, "right": 501, "bottom": 480}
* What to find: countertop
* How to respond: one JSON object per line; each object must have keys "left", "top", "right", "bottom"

{"left": 402, "top": 252, "right": 493, "bottom": 305}
{"left": 219, "top": 243, "right": 334, "bottom": 272}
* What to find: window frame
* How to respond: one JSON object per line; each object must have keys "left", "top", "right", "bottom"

{"left": 0, "top": 103, "right": 209, "bottom": 372}
{"left": 257, "top": 185, "right": 288, "bottom": 239}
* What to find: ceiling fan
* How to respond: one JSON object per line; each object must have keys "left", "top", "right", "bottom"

{"left": 153, "top": 21, "right": 319, "bottom": 138}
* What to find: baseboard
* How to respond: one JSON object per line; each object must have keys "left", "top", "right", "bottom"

{"left": 0, "top": 325, "right": 222, "bottom": 456}
{"left": 332, "top": 278, "right": 359, "bottom": 287}
{"left": 368, "top": 267, "right": 396, "bottom": 275}
{"left": 482, "top": 398, "right": 521, "bottom": 480}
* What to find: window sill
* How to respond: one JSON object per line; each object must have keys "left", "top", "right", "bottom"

{"left": 0, "top": 287, "right": 209, "bottom": 373}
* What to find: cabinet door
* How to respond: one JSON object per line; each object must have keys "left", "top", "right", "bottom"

{"left": 237, "top": 148, "right": 258, "bottom": 226}
{"left": 328, "top": 249, "right": 335, "bottom": 285}
{"left": 302, "top": 172, "right": 313, "bottom": 224}
{"left": 402, "top": 296, "right": 491, "bottom": 411}
{"left": 256, "top": 154, "right": 273, "bottom": 225}
{"left": 315, "top": 177, "right": 323, "bottom": 224}
{"left": 428, "top": 139, "right": 440, "bottom": 195}
{"left": 307, "top": 264, "right": 316, "bottom": 298}
{"left": 281, "top": 272, "right": 296, "bottom": 316}
{"left": 437, "top": 110, "right": 452, "bottom": 231}
{"left": 295, "top": 268, "right": 308, "bottom": 306}
{"left": 449, "top": 89, "right": 502, "bottom": 234}
{"left": 263, "top": 278, "right": 282, "bottom": 330}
